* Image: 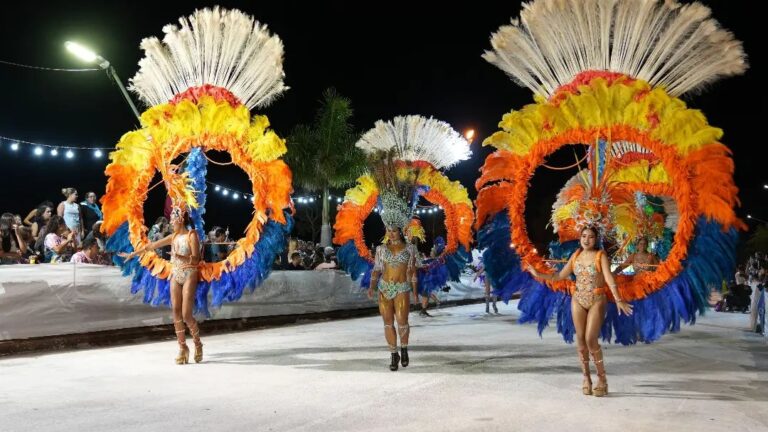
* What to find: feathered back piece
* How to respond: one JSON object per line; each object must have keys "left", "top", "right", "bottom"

{"left": 483, "top": 0, "right": 747, "bottom": 98}
{"left": 130, "top": 7, "right": 287, "bottom": 109}
{"left": 359, "top": 115, "right": 471, "bottom": 230}
{"left": 357, "top": 115, "right": 471, "bottom": 170}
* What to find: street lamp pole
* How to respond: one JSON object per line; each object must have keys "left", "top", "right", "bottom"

{"left": 65, "top": 41, "right": 141, "bottom": 122}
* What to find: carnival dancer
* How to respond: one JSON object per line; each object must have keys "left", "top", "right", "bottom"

{"left": 529, "top": 226, "right": 632, "bottom": 396}
{"left": 335, "top": 115, "right": 473, "bottom": 370}
{"left": 120, "top": 206, "right": 203, "bottom": 363}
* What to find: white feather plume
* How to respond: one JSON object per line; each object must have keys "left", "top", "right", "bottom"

{"left": 356, "top": 115, "right": 471, "bottom": 170}
{"left": 483, "top": 0, "right": 747, "bottom": 98}
{"left": 129, "top": 7, "right": 287, "bottom": 109}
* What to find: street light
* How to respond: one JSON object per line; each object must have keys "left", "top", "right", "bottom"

{"left": 464, "top": 129, "right": 475, "bottom": 143}
{"left": 65, "top": 41, "right": 141, "bottom": 122}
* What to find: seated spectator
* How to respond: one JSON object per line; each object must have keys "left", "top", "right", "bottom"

{"left": 287, "top": 252, "right": 305, "bottom": 270}
{"left": 44, "top": 215, "right": 76, "bottom": 263}
{"left": 30, "top": 204, "right": 53, "bottom": 241}
{"left": 17, "top": 226, "right": 41, "bottom": 263}
{"left": 314, "top": 246, "right": 338, "bottom": 270}
{"left": 310, "top": 246, "right": 325, "bottom": 269}
{"left": 71, "top": 237, "right": 100, "bottom": 264}
{"left": 1, "top": 212, "right": 27, "bottom": 264}
{"left": 84, "top": 221, "right": 106, "bottom": 251}
{"left": 23, "top": 200, "right": 54, "bottom": 227}
{"left": 207, "top": 227, "right": 229, "bottom": 262}
{"left": 148, "top": 216, "right": 171, "bottom": 259}
{"left": 84, "top": 221, "right": 112, "bottom": 264}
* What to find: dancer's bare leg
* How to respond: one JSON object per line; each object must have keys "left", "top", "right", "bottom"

{"left": 170, "top": 279, "right": 188, "bottom": 364}
{"left": 571, "top": 299, "right": 591, "bottom": 394}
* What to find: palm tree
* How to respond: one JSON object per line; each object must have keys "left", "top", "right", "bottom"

{"left": 285, "top": 88, "right": 365, "bottom": 246}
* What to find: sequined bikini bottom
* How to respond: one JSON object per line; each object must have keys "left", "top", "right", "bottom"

{"left": 378, "top": 280, "right": 411, "bottom": 300}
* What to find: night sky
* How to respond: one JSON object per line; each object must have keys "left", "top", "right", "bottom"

{"left": 0, "top": 1, "right": 763, "bottom": 248}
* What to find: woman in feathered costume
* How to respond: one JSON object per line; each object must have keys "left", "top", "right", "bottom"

{"left": 334, "top": 115, "right": 472, "bottom": 371}
{"left": 476, "top": 0, "right": 747, "bottom": 395}
{"left": 103, "top": 8, "right": 293, "bottom": 364}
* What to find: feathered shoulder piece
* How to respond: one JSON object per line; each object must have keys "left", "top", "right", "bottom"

{"left": 483, "top": 0, "right": 747, "bottom": 98}
{"left": 129, "top": 6, "right": 287, "bottom": 109}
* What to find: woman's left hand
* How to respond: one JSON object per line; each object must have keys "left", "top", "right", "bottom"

{"left": 617, "top": 300, "right": 633, "bottom": 316}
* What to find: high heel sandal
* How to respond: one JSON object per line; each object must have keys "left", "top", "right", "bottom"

{"left": 174, "top": 320, "right": 189, "bottom": 365}
{"left": 591, "top": 348, "right": 608, "bottom": 397}
{"left": 192, "top": 335, "right": 203, "bottom": 364}
{"left": 189, "top": 324, "right": 204, "bottom": 364}
{"left": 578, "top": 350, "right": 592, "bottom": 396}
{"left": 176, "top": 344, "right": 190, "bottom": 365}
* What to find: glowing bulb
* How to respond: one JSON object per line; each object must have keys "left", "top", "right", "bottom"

{"left": 94, "top": 150, "right": 103, "bottom": 158}
{"left": 10, "top": 143, "right": 19, "bottom": 151}
{"left": 337, "top": 197, "right": 342, "bottom": 203}
{"left": 233, "top": 193, "right": 239, "bottom": 199}
{"left": 309, "top": 197, "right": 315, "bottom": 203}
{"left": 65, "top": 41, "right": 99, "bottom": 63}
{"left": 50, "top": 149, "right": 58, "bottom": 156}
{"left": 223, "top": 190, "right": 229, "bottom": 196}
{"left": 34, "top": 147, "right": 43, "bottom": 156}
{"left": 215, "top": 185, "right": 221, "bottom": 191}
{"left": 465, "top": 129, "right": 475, "bottom": 141}
{"left": 66, "top": 150, "right": 75, "bottom": 159}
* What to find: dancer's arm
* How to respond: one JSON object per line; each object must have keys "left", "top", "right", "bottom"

{"left": 368, "top": 246, "right": 382, "bottom": 299}
{"left": 188, "top": 230, "right": 201, "bottom": 265}
{"left": 407, "top": 244, "right": 418, "bottom": 302}
{"left": 119, "top": 234, "right": 173, "bottom": 260}
{"left": 601, "top": 252, "right": 633, "bottom": 316}
{"left": 528, "top": 252, "right": 575, "bottom": 282}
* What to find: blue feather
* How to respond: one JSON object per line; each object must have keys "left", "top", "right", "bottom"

{"left": 185, "top": 147, "right": 208, "bottom": 235}
{"left": 336, "top": 241, "right": 374, "bottom": 289}
{"left": 417, "top": 246, "right": 470, "bottom": 295}
{"left": 106, "top": 208, "right": 293, "bottom": 315}
{"left": 476, "top": 211, "right": 739, "bottom": 345}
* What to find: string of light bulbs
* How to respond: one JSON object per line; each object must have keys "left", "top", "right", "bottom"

{"left": 206, "top": 181, "right": 442, "bottom": 212}
{"left": 0, "top": 135, "right": 444, "bottom": 212}
{"left": 1, "top": 135, "right": 110, "bottom": 159}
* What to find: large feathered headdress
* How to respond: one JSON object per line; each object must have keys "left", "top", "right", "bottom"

{"left": 356, "top": 115, "right": 470, "bottom": 229}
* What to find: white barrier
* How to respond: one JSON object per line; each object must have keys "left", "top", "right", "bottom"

{"left": 0, "top": 264, "right": 485, "bottom": 341}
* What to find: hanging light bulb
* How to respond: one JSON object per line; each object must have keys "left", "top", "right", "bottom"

{"left": 66, "top": 150, "right": 75, "bottom": 159}
{"left": 10, "top": 142, "right": 19, "bottom": 151}
{"left": 223, "top": 189, "right": 229, "bottom": 196}
{"left": 34, "top": 147, "right": 44, "bottom": 156}
{"left": 233, "top": 193, "right": 239, "bottom": 199}
{"left": 94, "top": 149, "right": 103, "bottom": 158}
{"left": 215, "top": 185, "right": 221, "bottom": 191}
{"left": 50, "top": 149, "right": 58, "bottom": 156}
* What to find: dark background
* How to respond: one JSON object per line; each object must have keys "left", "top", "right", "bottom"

{"left": 0, "top": 1, "right": 763, "bottom": 249}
